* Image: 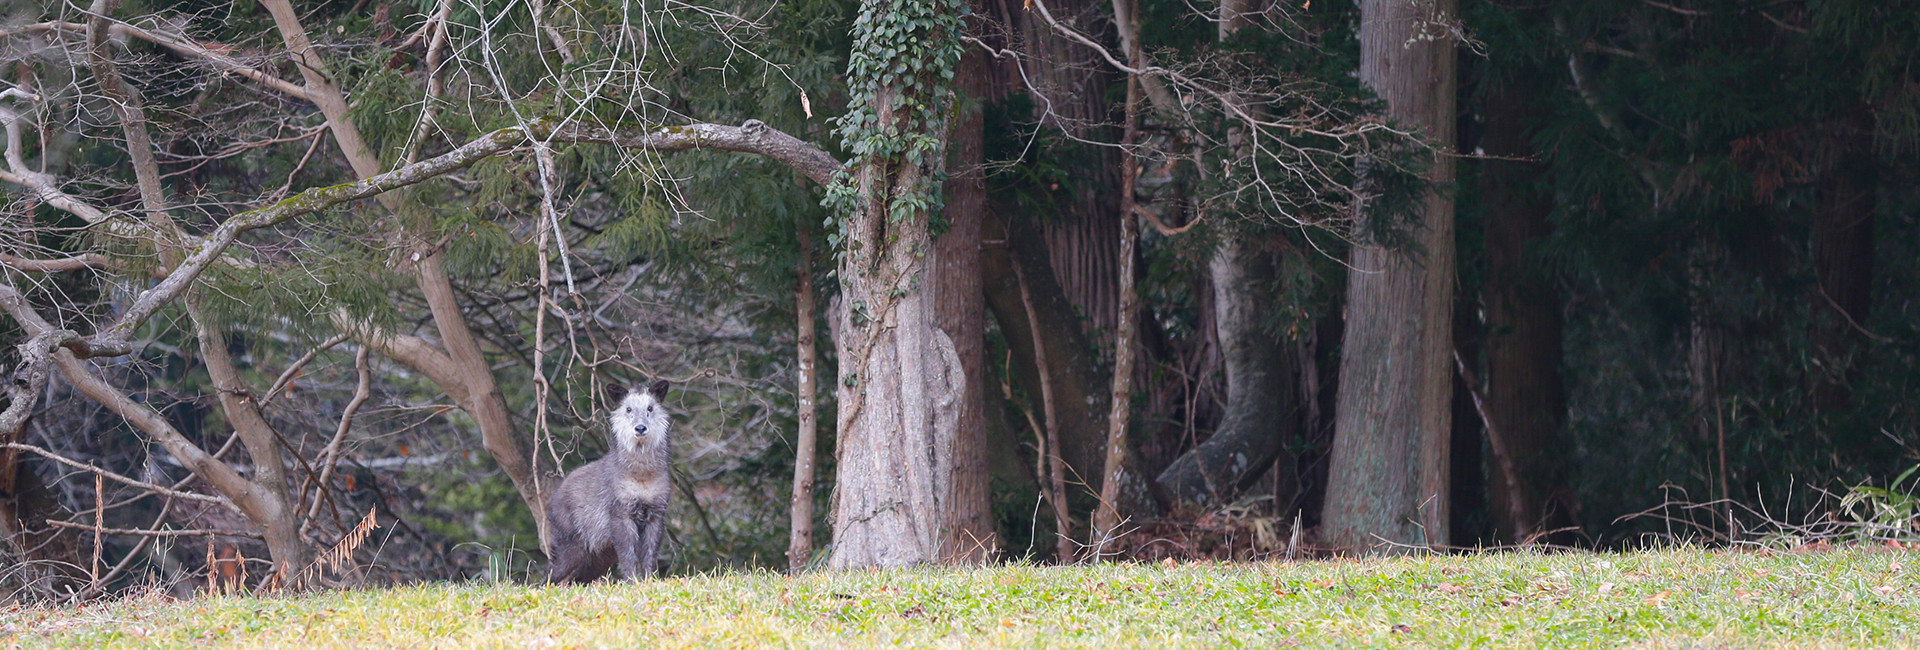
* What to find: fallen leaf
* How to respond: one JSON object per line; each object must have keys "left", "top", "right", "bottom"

{"left": 1597, "top": 582, "right": 1615, "bottom": 594}
{"left": 1161, "top": 557, "right": 1178, "bottom": 568}
{"left": 1793, "top": 540, "right": 1832, "bottom": 554}
{"left": 1434, "top": 583, "right": 1464, "bottom": 594}
{"left": 1645, "top": 590, "right": 1672, "bottom": 607}
{"left": 1391, "top": 624, "right": 1413, "bottom": 634}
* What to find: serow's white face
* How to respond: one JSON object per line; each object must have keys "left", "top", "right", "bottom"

{"left": 609, "top": 388, "right": 670, "bottom": 453}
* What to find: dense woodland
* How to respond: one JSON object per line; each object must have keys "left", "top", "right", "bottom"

{"left": 2, "top": 0, "right": 1918, "bottom": 598}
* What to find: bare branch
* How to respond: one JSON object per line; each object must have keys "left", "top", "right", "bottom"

{"left": 84, "top": 124, "right": 535, "bottom": 353}
{"left": 2, "top": 22, "right": 314, "bottom": 100}
{"left": 259, "top": 333, "right": 351, "bottom": 408}
{"left": 554, "top": 120, "right": 844, "bottom": 187}
{"left": 46, "top": 520, "right": 264, "bottom": 539}
{"left": 87, "top": 0, "right": 176, "bottom": 240}
{"left": 1, "top": 443, "right": 230, "bottom": 506}
{"left": 303, "top": 346, "right": 373, "bottom": 534}
{"left": 0, "top": 253, "right": 109, "bottom": 272}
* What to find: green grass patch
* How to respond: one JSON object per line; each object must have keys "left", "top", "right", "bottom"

{"left": 4, "top": 547, "right": 1916, "bottom": 648}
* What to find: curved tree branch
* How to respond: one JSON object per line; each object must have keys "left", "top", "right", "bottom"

{"left": 554, "top": 120, "right": 844, "bottom": 187}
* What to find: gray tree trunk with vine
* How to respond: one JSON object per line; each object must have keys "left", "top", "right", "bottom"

{"left": 824, "top": 0, "right": 968, "bottom": 568}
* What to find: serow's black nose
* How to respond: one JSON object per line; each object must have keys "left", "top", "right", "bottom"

{"left": 636, "top": 424, "right": 648, "bottom": 435}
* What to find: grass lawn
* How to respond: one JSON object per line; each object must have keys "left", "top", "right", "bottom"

{"left": 3, "top": 546, "right": 1916, "bottom": 648}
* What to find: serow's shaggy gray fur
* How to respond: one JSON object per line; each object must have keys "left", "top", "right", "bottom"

{"left": 546, "top": 379, "right": 673, "bottom": 583}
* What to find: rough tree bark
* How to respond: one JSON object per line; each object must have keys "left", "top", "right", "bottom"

{"left": 937, "top": 47, "right": 996, "bottom": 563}
{"left": 994, "top": 0, "right": 1125, "bottom": 342}
{"left": 984, "top": 0, "right": 1120, "bottom": 498}
{"left": 1322, "top": 0, "right": 1459, "bottom": 553}
{"left": 1478, "top": 68, "right": 1578, "bottom": 544}
{"left": 826, "top": 0, "right": 966, "bottom": 568}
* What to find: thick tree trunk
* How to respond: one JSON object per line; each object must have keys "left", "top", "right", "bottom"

{"left": 829, "top": 248, "right": 963, "bottom": 568}
{"left": 1478, "top": 73, "right": 1578, "bottom": 544}
{"left": 1157, "top": 241, "right": 1300, "bottom": 509}
{"left": 1322, "top": 0, "right": 1459, "bottom": 553}
{"left": 983, "top": 216, "right": 1111, "bottom": 500}
{"left": 989, "top": 0, "right": 1125, "bottom": 341}
{"left": 1809, "top": 113, "right": 1876, "bottom": 415}
{"left": 787, "top": 221, "right": 820, "bottom": 571}
{"left": 937, "top": 47, "right": 996, "bottom": 563}
{"left": 826, "top": 0, "right": 965, "bottom": 568}
{"left": 1153, "top": 0, "right": 1301, "bottom": 513}
{"left": 985, "top": 0, "right": 1122, "bottom": 498}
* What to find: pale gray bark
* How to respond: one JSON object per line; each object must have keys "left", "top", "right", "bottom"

{"left": 1158, "top": 240, "right": 1298, "bottom": 508}
{"left": 787, "top": 224, "right": 821, "bottom": 571}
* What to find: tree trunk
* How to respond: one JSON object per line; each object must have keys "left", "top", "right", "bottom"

{"left": 1809, "top": 112, "right": 1876, "bottom": 415}
{"left": 989, "top": 0, "right": 1125, "bottom": 343}
{"left": 1157, "top": 240, "right": 1299, "bottom": 509}
{"left": 1688, "top": 243, "right": 1733, "bottom": 536}
{"left": 1321, "top": 0, "right": 1459, "bottom": 553}
{"left": 1479, "top": 71, "right": 1578, "bottom": 544}
{"left": 937, "top": 47, "right": 996, "bottom": 564}
{"left": 787, "top": 220, "right": 821, "bottom": 571}
{"left": 415, "top": 253, "right": 553, "bottom": 535}
{"left": 982, "top": 215, "right": 1110, "bottom": 503}
{"left": 826, "top": 0, "right": 965, "bottom": 568}
{"left": 985, "top": 0, "right": 1122, "bottom": 498}
{"left": 1154, "top": 0, "right": 1302, "bottom": 513}
{"left": 259, "top": 0, "right": 555, "bottom": 544}
{"left": 185, "top": 300, "right": 313, "bottom": 578}
{"left": 1091, "top": 31, "right": 1144, "bottom": 550}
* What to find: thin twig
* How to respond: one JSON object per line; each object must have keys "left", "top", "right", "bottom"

{"left": 260, "top": 333, "right": 350, "bottom": 408}
{"left": 303, "top": 346, "right": 373, "bottom": 536}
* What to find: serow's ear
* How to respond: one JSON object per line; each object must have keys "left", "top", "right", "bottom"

{"left": 600, "top": 381, "right": 630, "bottom": 408}
{"left": 648, "top": 378, "right": 670, "bottom": 398}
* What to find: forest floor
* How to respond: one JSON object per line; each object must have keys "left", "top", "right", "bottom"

{"left": 3, "top": 545, "right": 1916, "bottom": 648}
